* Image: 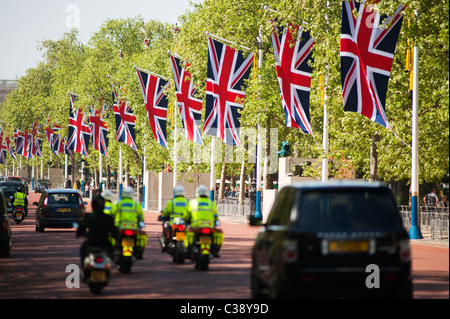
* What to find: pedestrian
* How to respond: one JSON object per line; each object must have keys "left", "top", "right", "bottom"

{"left": 439, "top": 195, "right": 448, "bottom": 212}
{"left": 85, "top": 184, "right": 89, "bottom": 198}
{"left": 64, "top": 177, "right": 72, "bottom": 189}
{"left": 423, "top": 188, "right": 439, "bottom": 210}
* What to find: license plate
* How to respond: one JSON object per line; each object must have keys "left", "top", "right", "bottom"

{"left": 329, "top": 241, "right": 369, "bottom": 253}
{"left": 199, "top": 236, "right": 212, "bottom": 245}
{"left": 122, "top": 238, "right": 135, "bottom": 247}
{"left": 58, "top": 208, "right": 71, "bottom": 213}
{"left": 15, "top": 213, "right": 22, "bottom": 219}
{"left": 90, "top": 270, "right": 106, "bottom": 282}
{"left": 6, "top": 198, "right": 11, "bottom": 202}
{"left": 175, "top": 232, "right": 185, "bottom": 241}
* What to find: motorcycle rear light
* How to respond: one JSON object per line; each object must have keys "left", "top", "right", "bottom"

{"left": 201, "top": 228, "right": 211, "bottom": 234}
{"left": 124, "top": 230, "right": 134, "bottom": 236}
{"left": 94, "top": 256, "right": 104, "bottom": 263}
{"left": 177, "top": 224, "right": 185, "bottom": 231}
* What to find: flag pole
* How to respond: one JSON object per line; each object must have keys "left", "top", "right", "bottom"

{"left": 409, "top": 37, "right": 422, "bottom": 239}
{"left": 205, "top": 32, "right": 252, "bottom": 52}
{"left": 210, "top": 136, "right": 215, "bottom": 201}
{"left": 254, "top": 27, "right": 263, "bottom": 221}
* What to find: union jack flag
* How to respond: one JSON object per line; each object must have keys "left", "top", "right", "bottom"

{"left": 89, "top": 105, "right": 109, "bottom": 155}
{"left": 5, "top": 136, "right": 16, "bottom": 160}
{"left": 15, "top": 130, "right": 29, "bottom": 158}
{"left": 170, "top": 55, "right": 203, "bottom": 145}
{"left": 29, "top": 122, "right": 42, "bottom": 158}
{"left": 67, "top": 93, "right": 91, "bottom": 156}
{"left": 135, "top": 66, "right": 169, "bottom": 149}
{"left": 271, "top": 23, "right": 315, "bottom": 134}
{"left": 0, "top": 131, "right": 7, "bottom": 165}
{"left": 51, "top": 124, "right": 62, "bottom": 154}
{"left": 204, "top": 37, "right": 254, "bottom": 146}
{"left": 340, "top": 0, "right": 405, "bottom": 129}
{"left": 112, "top": 85, "right": 138, "bottom": 151}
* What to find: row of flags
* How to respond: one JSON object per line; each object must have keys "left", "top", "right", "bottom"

{"left": 0, "top": 0, "right": 405, "bottom": 164}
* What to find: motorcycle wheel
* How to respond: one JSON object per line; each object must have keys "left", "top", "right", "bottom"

{"left": 173, "top": 242, "right": 185, "bottom": 264}
{"left": 89, "top": 283, "right": 103, "bottom": 295}
{"left": 118, "top": 257, "right": 132, "bottom": 274}
{"left": 196, "top": 254, "right": 209, "bottom": 271}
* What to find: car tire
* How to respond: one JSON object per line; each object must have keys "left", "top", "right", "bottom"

{"left": 251, "top": 265, "right": 268, "bottom": 299}
{"left": 36, "top": 222, "right": 44, "bottom": 232}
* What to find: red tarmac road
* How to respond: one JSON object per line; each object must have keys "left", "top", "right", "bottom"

{"left": 0, "top": 191, "right": 447, "bottom": 299}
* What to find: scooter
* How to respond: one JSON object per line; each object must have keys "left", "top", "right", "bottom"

{"left": 83, "top": 247, "right": 111, "bottom": 295}
{"left": 12, "top": 205, "right": 25, "bottom": 224}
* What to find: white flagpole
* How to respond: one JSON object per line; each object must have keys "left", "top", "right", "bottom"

{"left": 254, "top": 27, "right": 263, "bottom": 220}
{"left": 119, "top": 145, "right": 123, "bottom": 199}
{"left": 409, "top": 38, "right": 422, "bottom": 239}
{"left": 210, "top": 136, "right": 215, "bottom": 201}
{"left": 99, "top": 153, "right": 103, "bottom": 191}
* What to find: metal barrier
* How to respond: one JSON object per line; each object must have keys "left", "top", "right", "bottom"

{"left": 398, "top": 205, "right": 449, "bottom": 240}
{"left": 216, "top": 198, "right": 251, "bottom": 219}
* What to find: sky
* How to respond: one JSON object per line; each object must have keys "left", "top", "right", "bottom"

{"left": 0, "top": 0, "right": 202, "bottom": 80}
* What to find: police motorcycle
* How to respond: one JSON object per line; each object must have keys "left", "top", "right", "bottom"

{"left": 74, "top": 222, "right": 111, "bottom": 295}
{"left": 158, "top": 215, "right": 186, "bottom": 264}
{"left": 114, "top": 221, "right": 146, "bottom": 273}
{"left": 12, "top": 205, "right": 26, "bottom": 224}
{"left": 188, "top": 220, "right": 222, "bottom": 271}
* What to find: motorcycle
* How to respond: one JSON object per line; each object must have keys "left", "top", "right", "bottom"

{"left": 189, "top": 222, "right": 221, "bottom": 271}
{"left": 12, "top": 205, "right": 25, "bottom": 224}
{"left": 114, "top": 224, "right": 146, "bottom": 273}
{"left": 82, "top": 247, "right": 111, "bottom": 295}
{"left": 167, "top": 217, "right": 186, "bottom": 264}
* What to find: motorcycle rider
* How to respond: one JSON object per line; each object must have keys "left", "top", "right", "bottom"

{"left": 101, "top": 189, "right": 116, "bottom": 247}
{"left": 112, "top": 186, "right": 147, "bottom": 259}
{"left": 13, "top": 185, "right": 28, "bottom": 217}
{"left": 76, "top": 195, "right": 119, "bottom": 266}
{"left": 160, "top": 185, "right": 189, "bottom": 252}
{"left": 101, "top": 190, "right": 114, "bottom": 216}
{"left": 183, "top": 185, "right": 223, "bottom": 258}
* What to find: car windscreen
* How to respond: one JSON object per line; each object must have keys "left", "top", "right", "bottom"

{"left": 0, "top": 185, "right": 19, "bottom": 193}
{"left": 294, "top": 188, "right": 403, "bottom": 232}
{"left": 47, "top": 193, "right": 80, "bottom": 205}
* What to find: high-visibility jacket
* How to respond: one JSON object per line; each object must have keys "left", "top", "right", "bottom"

{"left": 112, "top": 198, "right": 144, "bottom": 230}
{"left": 163, "top": 196, "right": 188, "bottom": 224}
{"left": 183, "top": 197, "right": 218, "bottom": 229}
{"left": 13, "top": 192, "right": 26, "bottom": 207}
{"left": 104, "top": 201, "right": 113, "bottom": 216}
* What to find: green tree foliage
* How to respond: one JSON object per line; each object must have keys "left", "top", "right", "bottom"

{"left": 0, "top": 0, "right": 448, "bottom": 188}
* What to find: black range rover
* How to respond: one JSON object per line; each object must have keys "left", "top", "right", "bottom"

{"left": 251, "top": 181, "right": 412, "bottom": 299}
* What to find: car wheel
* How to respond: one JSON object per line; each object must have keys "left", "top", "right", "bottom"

{"left": 0, "top": 243, "right": 10, "bottom": 258}
{"left": 251, "top": 265, "right": 268, "bottom": 299}
{"left": 36, "top": 221, "right": 44, "bottom": 232}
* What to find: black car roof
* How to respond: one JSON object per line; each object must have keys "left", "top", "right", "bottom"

{"left": 0, "top": 181, "right": 24, "bottom": 186}
{"left": 45, "top": 188, "right": 80, "bottom": 194}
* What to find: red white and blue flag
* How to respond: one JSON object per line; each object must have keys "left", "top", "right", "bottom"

{"left": 15, "top": 129, "right": 29, "bottom": 158}
{"left": 170, "top": 55, "right": 203, "bottom": 145}
{"left": 271, "top": 23, "right": 314, "bottom": 134}
{"left": 0, "top": 131, "right": 7, "bottom": 165}
{"left": 203, "top": 37, "right": 254, "bottom": 146}
{"left": 135, "top": 66, "right": 169, "bottom": 149}
{"left": 67, "top": 93, "right": 91, "bottom": 156}
{"left": 89, "top": 104, "right": 109, "bottom": 155}
{"left": 29, "top": 122, "right": 42, "bottom": 158}
{"left": 5, "top": 135, "right": 16, "bottom": 160}
{"left": 112, "top": 85, "right": 138, "bottom": 151}
{"left": 340, "top": 0, "right": 405, "bottom": 129}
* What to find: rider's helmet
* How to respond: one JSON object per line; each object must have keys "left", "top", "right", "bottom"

{"left": 122, "top": 186, "right": 134, "bottom": 199}
{"left": 17, "top": 185, "right": 23, "bottom": 192}
{"left": 101, "top": 189, "right": 112, "bottom": 201}
{"left": 92, "top": 195, "right": 105, "bottom": 213}
{"left": 196, "top": 185, "right": 209, "bottom": 198}
{"left": 174, "top": 185, "right": 185, "bottom": 197}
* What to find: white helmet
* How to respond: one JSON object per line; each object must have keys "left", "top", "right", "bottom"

{"left": 174, "top": 185, "right": 185, "bottom": 197}
{"left": 122, "top": 186, "right": 134, "bottom": 199}
{"left": 101, "top": 189, "right": 112, "bottom": 201}
{"left": 196, "top": 185, "right": 209, "bottom": 197}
